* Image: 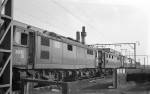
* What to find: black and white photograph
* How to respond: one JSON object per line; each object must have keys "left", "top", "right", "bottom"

{"left": 0, "top": 0, "right": 150, "bottom": 94}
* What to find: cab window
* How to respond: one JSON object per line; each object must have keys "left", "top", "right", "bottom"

{"left": 21, "top": 33, "right": 28, "bottom": 45}
{"left": 14, "top": 31, "right": 21, "bottom": 44}
{"left": 14, "top": 27, "right": 28, "bottom": 46}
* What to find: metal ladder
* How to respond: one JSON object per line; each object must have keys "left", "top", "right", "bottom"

{"left": 0, "top": 0, "right": 13, "bottom": 94}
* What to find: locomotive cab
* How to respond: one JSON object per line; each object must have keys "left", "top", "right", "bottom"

{"left": 12, "top": 26, "right": 35, "bottom": 69}
{"left": 13, "top": 26, "right": 29, "bottom": 67}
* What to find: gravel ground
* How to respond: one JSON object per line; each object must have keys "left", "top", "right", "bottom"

{"left": 30, "top": 79, "right": 150, "bottom": 94}
{"left": 80, "top": 82, "right": 150, "bottom": 94}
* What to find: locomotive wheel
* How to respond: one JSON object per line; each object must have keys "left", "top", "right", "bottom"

{"left": 66, "top": 71, "right": 70, "bottom": 81}
{"left": 59, "top": 71, "right": 65, "bottom": 82}
{"left": 75, "top": 71, "right": 79, "bottom": 80}
{"left": 54, "top": 72, "right": 59, "bottom": 81}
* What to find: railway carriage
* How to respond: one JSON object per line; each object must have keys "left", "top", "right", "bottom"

{"left": 96, "top": 48, "right": 136, "bottom": 75}
{"left": 97, "top": 48, "right": 123, "bottom": 69}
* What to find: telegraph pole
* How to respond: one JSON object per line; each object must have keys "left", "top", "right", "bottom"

{"left": 144, "top": 57, "right": 145, "bottom": 69}
{"left": 134, "top": 43, "right": 136, "bottom": 68}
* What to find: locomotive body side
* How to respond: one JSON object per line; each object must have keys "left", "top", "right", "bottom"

{"left": 34, "top": 32, "right": 96, "bottom": 69}
{"left": 12, "top": 21, "right": 100, "bottom": 83}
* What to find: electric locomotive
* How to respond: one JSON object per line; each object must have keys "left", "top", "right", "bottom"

{"left": 11, "top": 20, "right": 101, "bottom": 85}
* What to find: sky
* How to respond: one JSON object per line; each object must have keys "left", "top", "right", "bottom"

{"left": 13, "top": 0, "right": 150, "bottom": 63}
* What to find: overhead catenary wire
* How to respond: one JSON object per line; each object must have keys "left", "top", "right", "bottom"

{"left": 49, "top": 0, "right": 107, "bottom": 40}
{"left": 15, "top": 0, "right": 108, "bottom": 42}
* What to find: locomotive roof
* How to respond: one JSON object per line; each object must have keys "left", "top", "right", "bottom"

{"left": 12, "top": 20, "right": 95, "bottom": 50}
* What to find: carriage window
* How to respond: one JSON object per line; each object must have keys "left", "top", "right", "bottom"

{"left": 105, "top": 54, "right": 108, "bottom": 58}
{"left": 129, "top": 59, "right": 131, "bottom": 62}
{"left": 87, "top": 49, "right": 93, "bottom": 55}
{"left": 21, "top": 33, "right": 28, "bottom": 45}
{"left": 41, "top": 36, "right": 50, "bottom": 46}
{"left": 67, "top": 44, "right": 73, "bottom": 51}
{"left": 112, "top": 55, "right": 114, "bottom": 59}
{"left": 117, "top": 57, "right": 120, "bottom": 60}
{"left": 95, "top": 52, "right": 98, "bottom": 58}
{"left": 117, "top": 57, "right": 119, "bottom": 60}
{"left": 109, "top": 54, "right": 111, "bottom": 58}
{"left": 40, "top": 50, "right": 49, "bottom": 59}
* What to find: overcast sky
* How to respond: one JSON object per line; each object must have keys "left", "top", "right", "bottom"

{"left": 13, "top": 0, "right": 150, "bottom": 57}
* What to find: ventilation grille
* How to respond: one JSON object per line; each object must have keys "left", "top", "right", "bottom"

{"left": 40, "top": 50, "right": 49, "bottom": 59}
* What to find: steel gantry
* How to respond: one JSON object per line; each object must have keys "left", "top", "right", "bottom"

{"left": 0, "top": 0, "right": 13, "bottom": 94}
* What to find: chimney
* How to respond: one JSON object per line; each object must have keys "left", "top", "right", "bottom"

{"left": 76, "top": 31, "right": 80, "bottom": 42}
{"left": 81, "top": 26, "right": 86, "bottom": 44}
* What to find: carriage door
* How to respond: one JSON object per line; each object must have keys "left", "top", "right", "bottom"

{"left": 98, "top": 51, "right": 104, "bottom": 68}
